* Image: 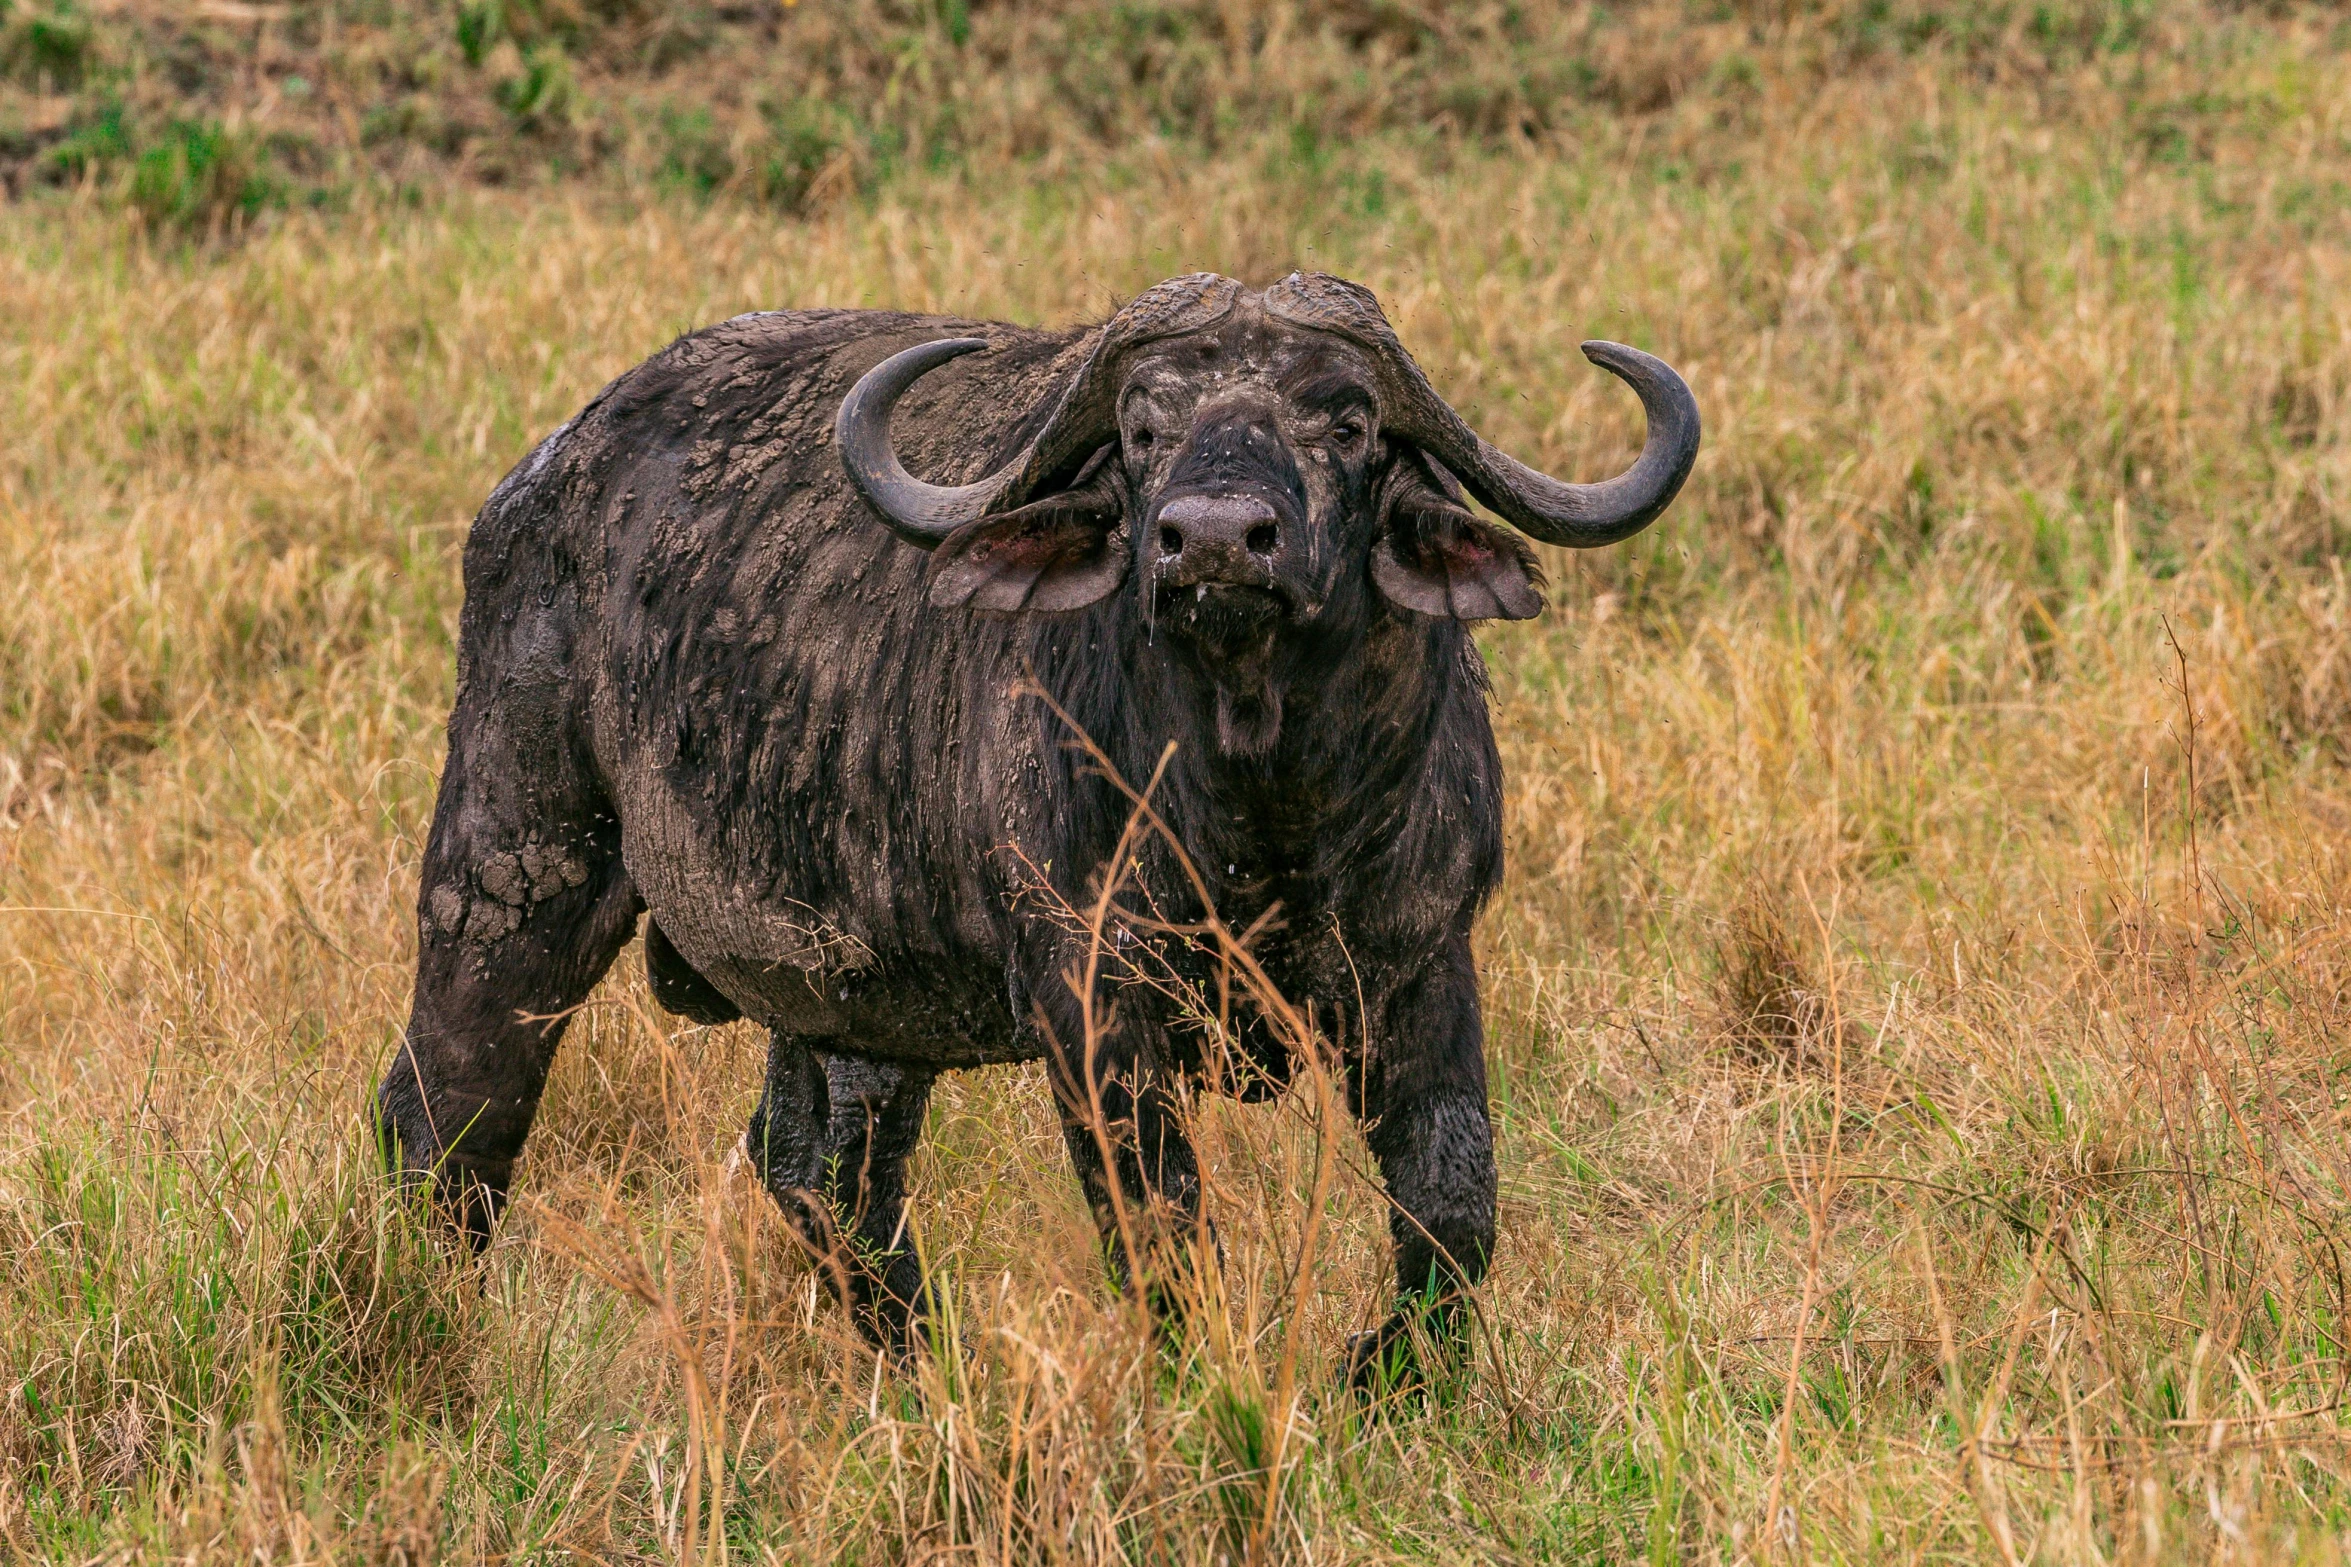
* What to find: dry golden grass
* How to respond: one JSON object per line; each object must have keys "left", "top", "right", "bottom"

{"left": 5, "top": 5, "right": 2351, "bottom": 1560}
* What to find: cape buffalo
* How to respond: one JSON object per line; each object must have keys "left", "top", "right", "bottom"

{"left": 379, "top": 271, "right": 1698, "bottom": 1384}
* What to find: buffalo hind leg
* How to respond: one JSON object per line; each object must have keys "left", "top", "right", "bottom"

{"left": 746, "top": 1033, "right": 937, "bottom": 1355}
{"left": 1347, "top": 940, "right": 1496, "bottom": 1397}
{"left": 378, "top": 747, "right": 640, "bottom": 1247}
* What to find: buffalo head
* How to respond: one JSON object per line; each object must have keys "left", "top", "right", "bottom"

{"left": 837, "top": 270, "right": 1698, "bottom": 647}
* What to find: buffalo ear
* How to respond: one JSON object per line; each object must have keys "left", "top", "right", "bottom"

{"left": 927, "top": 446, "right": 1130, "bottom": 613}
{"left": 1371, "top": 452, "right": 1545, "bottom": 621}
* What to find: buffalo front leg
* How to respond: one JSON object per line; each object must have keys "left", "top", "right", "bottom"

{"left": 745, "top": 1034, "right": 938, "bottom": 1355}
{"left": 1347, "top": 938, "right": 1496, "bottom": 1395}
{"left": 1046, "top": 1018, "right": 1211, "bottom": 1321}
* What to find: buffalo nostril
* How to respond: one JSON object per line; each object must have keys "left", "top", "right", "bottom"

{"left": 1159, "top": 525, "right": 1183, "bottom": 556}
{"left": 1245, "top": 522, "right": 1278, "bottom": 556}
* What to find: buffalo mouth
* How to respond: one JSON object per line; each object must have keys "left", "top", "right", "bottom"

{"left": 1152, "top": 575, "right": 1296, "bottom": 638}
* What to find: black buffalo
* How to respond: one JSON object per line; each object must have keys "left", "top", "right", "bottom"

{"left": 378, "top": 271, "right": 1698, "bottom": 1383}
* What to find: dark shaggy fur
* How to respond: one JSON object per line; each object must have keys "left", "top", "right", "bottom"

{"left": 381, "top": 289, "right": 1585, "bottom": 1385}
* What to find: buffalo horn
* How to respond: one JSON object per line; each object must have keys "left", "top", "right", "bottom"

{"left": 1390, "top": 341, "right": 1701, "bottom": 548}
{"left": 1263, "top": 272, "right": 1701, "bottom": 549}
{"left": 838, "top": 273, "right": 1247, "bottom": 550}
{"left": 835, "top": 337, "right": 1007, "bottom": 546}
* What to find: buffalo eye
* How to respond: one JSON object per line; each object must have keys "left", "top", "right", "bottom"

{"left": 1328, "top": 418, "right": 1365, "bottom": 450}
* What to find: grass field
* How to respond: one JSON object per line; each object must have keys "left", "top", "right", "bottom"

{"left": 5, "top": 1, "right": 2351, "bottom": 1560}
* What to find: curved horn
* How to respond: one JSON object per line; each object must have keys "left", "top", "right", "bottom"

{"left": 1403, "top": 341, "right": 1701, "bottom": 548}
{"left": 839, "top": 273, "right": 1251, "bottom": 551}
{"left": 1260, "top": 272, "right": 1701, "bottom": 548}
{"left": 836, "top": 337, "right": 1008, "bottom": 548}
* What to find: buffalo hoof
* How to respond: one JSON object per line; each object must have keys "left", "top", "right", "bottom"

{"left": 1343, "top": 1318, "right": 1426, "bottom": 1403}
{"left": 1343, "top": 1308, "right": 1467, "bottom": 1404}
{"left": 858, "top": 1299, "right": 983, "bottom": 1379}
{"left": 854, "top": 1296, "right": 930, "bottom": 1367}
